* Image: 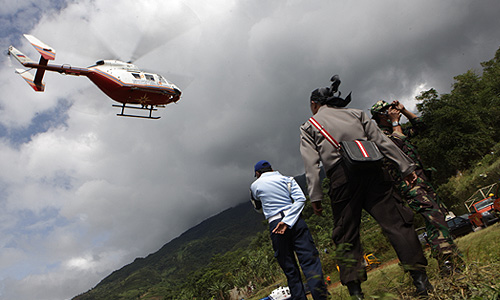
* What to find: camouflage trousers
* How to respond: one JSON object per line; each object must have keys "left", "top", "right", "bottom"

{"left": 397, "top": 171, "right": 457, "bottom": 260}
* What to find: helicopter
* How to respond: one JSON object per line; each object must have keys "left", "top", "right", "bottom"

{"left": 8, "top": 34, "right": 182, "bottom": 119}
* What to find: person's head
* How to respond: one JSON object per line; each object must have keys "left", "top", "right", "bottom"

{"left": 370, "top": 100, "right": 392, "bottom": 123}
{"left": 309, "top": 88, "right": 329, "bottom": 114}
{"left": 254, "top": 160, "right": 273, "bottom": 178}
{"left": 309, "top": 75, "right": 351, "bottom": 114}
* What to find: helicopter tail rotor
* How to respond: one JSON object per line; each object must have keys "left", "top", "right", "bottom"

{"left": 8, "top": 43, "right": 47, "bottom": 91}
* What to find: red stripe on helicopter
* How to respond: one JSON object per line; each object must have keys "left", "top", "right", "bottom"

{"left": 23, "top": 77, "right": 40, "bottom": 91}
{"left": 92, "top": 69, "right": 123, "bottom": 86}
{"left": 33, "top": 45, "right": 55, "bottom": 60}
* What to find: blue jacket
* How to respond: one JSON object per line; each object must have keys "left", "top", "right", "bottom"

{"left": 250, "top": 171, "right": 305, "bottom": 228}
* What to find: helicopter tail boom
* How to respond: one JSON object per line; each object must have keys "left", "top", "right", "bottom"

{"left": 8, "top": 45, "right": 35, "bottom": 66}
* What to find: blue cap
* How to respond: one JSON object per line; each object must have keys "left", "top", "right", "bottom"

{"left": 254, "top": 160, "right": 271, "bottom": 174}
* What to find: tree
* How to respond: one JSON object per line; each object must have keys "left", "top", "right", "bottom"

{"left": 413, "top": 47, "right": 500, "bottom": 183}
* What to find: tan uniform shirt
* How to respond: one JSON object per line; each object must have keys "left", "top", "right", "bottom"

{"left": 300, "top": 105, "right": 416, "bottom": 202}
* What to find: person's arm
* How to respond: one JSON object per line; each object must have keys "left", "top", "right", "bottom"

{"left": 311, "top": 202, "right": 323, "bottom": 216}
{"left": 361, "top": 111, "right": 416, "bottom": 178}
{"left": 387, "top": 106, "right": 403, "bottom": 134}
{"left": 300, "top": 125, "right": 324, "bottom": 216}
{"left": 393, "top": 100, "right": 418, "bottom": 120}
{"left": 281, "top": 178, "right": 306, "bottom": 226}
{"left": 273, "top": 179, "right": 307, "bottom": 234}
{"left": 392, "top": 100, "right": 426, "bottom": 135}
{"left": 249, "top": 189, "right": 263, "bottom": 213}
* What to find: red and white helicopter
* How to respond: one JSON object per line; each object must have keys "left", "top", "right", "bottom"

{"left": 8, "top": 34, "right": 181, "bottom": 119}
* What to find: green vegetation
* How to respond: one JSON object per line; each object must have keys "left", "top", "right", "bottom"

{"left": 437, "top": 143, "right": 500, "bottom": 214}
{"left": 412, "top": 47, "right": 500, "bottom": 184}
{"left": 323, "top": 224, "right": 500, "bottom": 300}
{"left": 74, "top": 48, "right": 500, "bottom": 299}
{"left": 72, "top": 203, "right": 267, "bottom": 300}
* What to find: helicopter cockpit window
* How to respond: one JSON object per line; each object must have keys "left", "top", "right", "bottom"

{"left": 158, "top": 76, "right": 167, "bottom": 84}
{"left": 145, "top": 74, "right": 155, "bottom": 81}
{"left": 132, "top": 73, "right": 141, "bottom": 79}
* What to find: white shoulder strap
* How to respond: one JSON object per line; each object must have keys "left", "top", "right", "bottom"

{"left": 309, "top": 117, "right": 341, "bottom": 149}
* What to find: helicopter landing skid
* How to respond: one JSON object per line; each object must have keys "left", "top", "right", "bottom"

{"left": 112, "top": 104, "right": 161, "bottom": 119}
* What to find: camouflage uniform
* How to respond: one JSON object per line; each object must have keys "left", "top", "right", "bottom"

{"left": 370, "top": 101, "right": 457, "bottom": 264}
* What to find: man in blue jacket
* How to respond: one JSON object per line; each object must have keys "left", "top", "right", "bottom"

{"left": 250, "top": 160, "right": 327, "bottom": 300}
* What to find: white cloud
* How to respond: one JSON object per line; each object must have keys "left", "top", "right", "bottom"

{"left": 1, "top": 0, "right": 500, "bottom": 299}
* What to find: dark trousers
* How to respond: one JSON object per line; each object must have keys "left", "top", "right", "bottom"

{"left": 270, "top": 218, "right": 327, "bottom": 300}
{"left": 328, "top": 163, "right": 428, "bottom": 284}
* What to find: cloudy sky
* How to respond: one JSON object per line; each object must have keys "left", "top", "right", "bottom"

{"left": 1, "top": 0, "right": 499, "bottom": 299}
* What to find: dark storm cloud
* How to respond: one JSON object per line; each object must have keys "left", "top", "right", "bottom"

{"left": 1, "top": 1, "right": 500, "bottom": 299}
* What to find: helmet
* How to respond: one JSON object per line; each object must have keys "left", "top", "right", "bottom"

{"left": 370, "top": 100, "right": 391, "bottom": 117}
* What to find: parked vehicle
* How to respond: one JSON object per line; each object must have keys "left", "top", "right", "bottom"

{"left": 468, "top": 195, "right": 500, "bottom": 228}
{"left": 446, "top": 215, "right": 474, "bottom": 238}
{"left": 362, "top": 253, "right": 381, "bottom": 271}
{"left": 465, "top": 183, "right": 500, "bottom": 228}
{"left": 337, "top": 252, "right": 381, "bottom": 272}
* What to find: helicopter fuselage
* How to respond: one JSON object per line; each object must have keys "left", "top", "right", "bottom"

{"left": 19, "top": 60, "right": 181, "bottom": 106}
{"left": 87, "top": 60, "right": 181, "bottom": 106}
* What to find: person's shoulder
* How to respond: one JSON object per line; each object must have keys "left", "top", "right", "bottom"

{"left": 300, "top": 119, "right": 312, "bottom": 130}
{"left": 346, "top": 107, "right": 365, "bottom": 117}
{"left": 250, "top": 178, "right": 261, "bottom": 189}
{"left": 270, "top": 170, "right": 284, "bottom": 178}
{"left": 345, "top": 106, "right": 363, "bottom": 113}
{"left": 323, "top": 105, "right": 363, "bottom": 115}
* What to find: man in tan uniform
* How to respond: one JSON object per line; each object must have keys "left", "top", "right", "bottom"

{"left": 299, "top": 76, "right": 432, "bottom": 299}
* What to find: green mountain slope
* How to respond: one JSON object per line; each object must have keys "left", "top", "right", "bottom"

{"left": 73, "top": 201, "right": 266, "bottom": 300}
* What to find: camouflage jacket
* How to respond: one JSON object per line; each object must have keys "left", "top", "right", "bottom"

{"left": 379, "top": 117, "right": 426, "bottom": 172}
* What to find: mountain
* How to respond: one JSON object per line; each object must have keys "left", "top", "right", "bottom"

{"left": 73, "top": 200, "right": 266, "bottom": 300}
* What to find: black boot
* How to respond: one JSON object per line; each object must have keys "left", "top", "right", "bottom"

{"left": 409, "top": 270, "right": 433, "bottom": 297}
{"left": 439, "top": 253, "right": 465, "bottom": 276}
{"left": 439, "top": 259, "right": 454, "bottom": 276}
{"left": 346, "top": 280, "right": 364, "bottom": 299}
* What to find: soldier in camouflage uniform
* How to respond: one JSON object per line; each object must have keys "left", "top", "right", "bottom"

{"left": 370, "top": 100, "right": 460, "bottom": 275}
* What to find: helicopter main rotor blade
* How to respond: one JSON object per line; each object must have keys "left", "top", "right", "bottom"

{"left": 129, "top": 2, "right": 200, "bottom": 62}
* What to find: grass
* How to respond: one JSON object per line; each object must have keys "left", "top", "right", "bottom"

{"left": 249, "top": 223, "right": 500, "bottom": 300}
{"left": 326, "top": 223, "right": 500, "bottom": 299}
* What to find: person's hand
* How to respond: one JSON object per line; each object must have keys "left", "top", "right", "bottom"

{"left": 404, "top": 171, "right": 417, "bottom": 188}
{"left": 387, "top": 106, "right": 401, "bottom": 123}
{"left": 392, "top": 100, "right": 405, "bottom": 111}
{"left": 312, "top": 201, "right": 323, "bottom": 216}
{"left": 272, "top": 222, "right": 288, "bottom": 234}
